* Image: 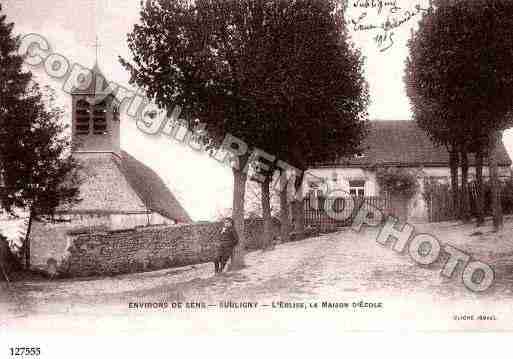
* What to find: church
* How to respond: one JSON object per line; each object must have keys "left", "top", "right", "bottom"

{"left": 28, "top": 63, "right": 191, "bottom": 272}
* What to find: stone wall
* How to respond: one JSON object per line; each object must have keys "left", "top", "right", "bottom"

{"left": 33, "top": 218, "right": 280, "bottom": 277}
{"left": 30, "top": 213, "right": 111, "bottom": 271}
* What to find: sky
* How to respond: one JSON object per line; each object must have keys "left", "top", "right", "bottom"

{"left": 3, "top": 0, "right": 513, "bottom": 220}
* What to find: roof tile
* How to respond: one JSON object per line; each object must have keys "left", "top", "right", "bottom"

{"left": 322, "top": 120, "right": 511, "bottom": 167}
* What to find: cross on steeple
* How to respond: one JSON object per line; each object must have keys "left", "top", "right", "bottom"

{"left": 93, "top": 36, "right": 102, "bottom": 64}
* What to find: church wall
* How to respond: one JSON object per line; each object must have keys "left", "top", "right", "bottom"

{"left": 0, "top": 216, "right": 27, "bottom": 252}
{"left": 110, "top": 212, "right": 175, "bottom": 230}
{"left": 32, "top": 218, "right": 280, "bottom": 277}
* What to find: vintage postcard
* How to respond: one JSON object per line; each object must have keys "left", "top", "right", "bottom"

{"left": 1, "top": 0, "right": 513, "bottom": 352}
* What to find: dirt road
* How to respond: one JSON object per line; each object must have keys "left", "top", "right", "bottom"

{"left": 2, "top": 220, "right": 513, "bottom": 334}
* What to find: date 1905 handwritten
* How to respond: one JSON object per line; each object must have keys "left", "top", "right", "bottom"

{"left": 350, "top": 2, "right": 429, "bottom": 52}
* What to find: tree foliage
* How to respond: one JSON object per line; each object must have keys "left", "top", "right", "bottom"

{"left": 121, "top": 0, "right": 367, "bottom": 162}
{"left": 406, "top": 0, "right": 513, "bottom": 145}
{"left": 121, "top": 0, "right": 368, "bottom": 262}
{"left": 0, "top": 5, "right": 81, "bottom": 219}
{"left": 405, "top": 0, "right": 513, "bottom": 230}
{"left": 376, "top": 167, "right": 419, "bottom": 198}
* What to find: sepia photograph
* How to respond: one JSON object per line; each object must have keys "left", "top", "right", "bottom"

{"left": 1, "top": 0, "right": 513, "bottom": 353}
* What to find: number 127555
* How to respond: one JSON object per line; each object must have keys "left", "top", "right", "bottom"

{"left": 9, "top": 347, "right": 41, "bottom": 356}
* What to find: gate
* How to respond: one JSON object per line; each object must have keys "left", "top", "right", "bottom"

{"left": 304, "top": 195, "right": 390, "bottom": 232}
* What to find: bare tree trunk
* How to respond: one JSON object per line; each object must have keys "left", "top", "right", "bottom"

{"left": 475, "top": 148, "right": 485, "bottom": 227}
{"left": 291, "top": 201, "right": 304, "bottom": 232}
{"left": 489, "top": 130, "right": 503, "bottom": 232}
{"left": 293, "top": 173, "right": 305, "bottom": 234}
{"left": 449, "top": 148, "right": 460, "bottom": 219}
{"left": 229, "top": 168, "right": 248, "bottom": 270}
{"left": 24, "top": 207, "right": 34, "bottom": 270}
{"left": 460, "top": 150, "right": 471, "bottom": 222}
{"left": 261, "top": 175, "right": 273, "bottom": 250}
{"left": 279, "top": 186, "right": 291, "bottom": 243}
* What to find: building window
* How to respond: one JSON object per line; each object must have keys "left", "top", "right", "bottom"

{"left": 307, "top": 178, "right": 326, "bottom": 201}
{"left": 93, "top": 101, "right": 108, "bottom": 135}
{"left": 75, "top": 99, "right": 90, "bottom": 135}
{"left": 349, "top": 180, "right": 365, "bottom": 197}
{"left": 75, "top": 99, "right": 109, "bottom": 135}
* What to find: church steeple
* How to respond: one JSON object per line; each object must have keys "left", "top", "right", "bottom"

{"left": 71, "top": 62, "right": 120, "bottom": 156}
{"left": 70, "top": 61, "right": 109, "bottom": 96}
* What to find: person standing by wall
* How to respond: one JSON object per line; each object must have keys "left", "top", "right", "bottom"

{"left": 214, "top": 218, "right": 239, "bottom": 274}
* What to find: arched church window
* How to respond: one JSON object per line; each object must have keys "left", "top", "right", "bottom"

{"left": 75, "top": 99, "right": 90, "bottom": 135}
{"left": 93, "top": 101, "right": 108, "bottom": 135}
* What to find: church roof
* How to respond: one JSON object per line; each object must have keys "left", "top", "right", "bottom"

{"left": 119, "top": 151, "right": 192, "bottom": 223}
{"left": 71, "top": 62, "right": 113, "bottom": 96}
{"left": 313, "top": 120, "right": 512, "bottom": 168}
{"left": 62, "top": 152, "right": 191, "bottom": 223}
